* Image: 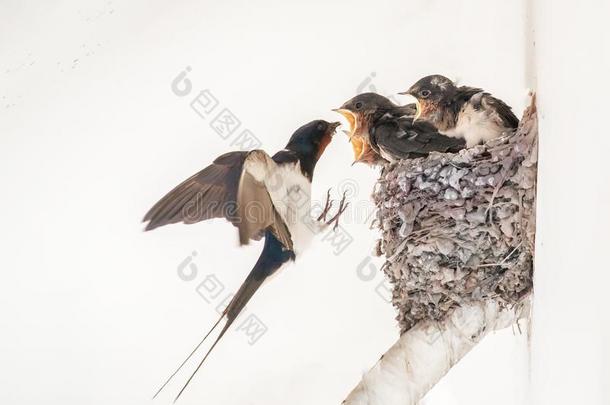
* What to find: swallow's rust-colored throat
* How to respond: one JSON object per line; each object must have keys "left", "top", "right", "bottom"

{"left": 316, "top": 123, "right": 338, "bottom": 160}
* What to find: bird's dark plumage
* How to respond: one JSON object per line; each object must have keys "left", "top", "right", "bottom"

{"left": 403, "top": 75, "right": 519, "bottom": 147}
{"left": 371, "top": 115, "right": 465, "bottom": 161}
{"left": 144, "top": 119, "right": 339, "bottom": 401}
{"left": 469, "top": 90, "right": 519, "bottom": 129}
{"left": 334, "top": 92, "right": 465, "bottom": 164}
{"left": 143, "top": 152, "right": 246, "bottom": 231}
{"left": 171, "top": 231, "right": 295, "bottom": 401}
{"left": 143, "top": 150, "right": 292, "bottom": 249}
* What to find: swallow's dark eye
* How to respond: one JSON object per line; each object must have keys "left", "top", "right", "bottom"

{"left": 316, "top": 122, "right": 326, "bottom": 132}
{"left": 420, "top": 89, "right": 431, "bottom": 98}
{"left": 355, "top": 102, "right": 363, "bottom": 110}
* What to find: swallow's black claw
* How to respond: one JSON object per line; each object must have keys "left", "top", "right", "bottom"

{"left": 326, "top": 191, "right": 349, "bottom": 230}
{"left": 317, "top": 189, "right": 333, "bottom": 222}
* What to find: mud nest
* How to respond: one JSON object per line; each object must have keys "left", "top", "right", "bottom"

{"left": 373, "top": 101, "right": 538, "bottom": 333}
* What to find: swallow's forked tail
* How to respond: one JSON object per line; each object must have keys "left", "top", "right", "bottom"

{"left": 153, "top": 233, "right": 294, "bottom": 402}
{"left": 151, "top": 315, "right": 224, "bottom": 400}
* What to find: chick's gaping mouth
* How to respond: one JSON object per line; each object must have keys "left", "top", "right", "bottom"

{"left": 413, "top": 99, "right": 422, "bottom": 121}
{"left": 333, "top": 109, "right": 371, "bottom": 162}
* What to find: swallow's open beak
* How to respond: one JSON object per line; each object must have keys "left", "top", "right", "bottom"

{"left": 317, "top": 121, "right": 340, "bottom": 160}
{"left": 333, "top": 108, "right": 364, "bottom": 161}
{"left": 332, "top": 109, "right": 356, "bottom": 133}
{"left": 412, "top": 99, "right": 422, "bottom": 122}
{"left": 333, "top": 108, "right": 358, "bottom": 143}
{"left": 328, "top": 121, "right": 341, "bottom": 136}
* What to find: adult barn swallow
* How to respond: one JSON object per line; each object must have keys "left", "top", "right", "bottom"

{"left": 401, "top": 75, "right": 519, "bottom": 147}
{"left": 334, "top": 93, "right": 465, "bottom": 165}
{"left": 143, "top": 120, "right": 343, "bottom": 401}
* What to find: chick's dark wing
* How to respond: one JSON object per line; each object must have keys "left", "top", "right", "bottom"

{"left": 482, "top": 94, "right": 520, "bottom": 130}
{"left": 371, "top": 118, "right": 466, "bottom": 160}
{"left": 468, "top": 91, "right": 519, "bottom": 130}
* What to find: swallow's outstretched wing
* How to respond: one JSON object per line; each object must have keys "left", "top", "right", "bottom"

{"left": 147, "top": 120, "right": 339, "bottom": 401}
{"left": 145, "top": 151, "right": 297, "bottom": 401}
{"left": 143, "top": 150, "right": 292, "bottom": 250}
{"left": 371, "top": 117, "right": 466, "bottom": 161}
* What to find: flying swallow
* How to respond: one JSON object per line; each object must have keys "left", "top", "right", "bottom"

{"left": 401, "top": 75, "right": 519, "bottom": 147}
{"left": 143, "top": 120, "right": 345, "bottom": 401}
{"left": 334, "top": 92, "right": 465, "bottom": 165}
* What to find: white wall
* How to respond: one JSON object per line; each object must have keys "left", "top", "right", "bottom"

{"left": 530, "top": 1, "right": 610, "bottom": 404}
{"left": 0, "top": 1, "right": 528, "bottom": 404}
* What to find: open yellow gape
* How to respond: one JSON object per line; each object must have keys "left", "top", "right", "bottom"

{"left": 334, "top": 109, "right": 369, "bottom": 162}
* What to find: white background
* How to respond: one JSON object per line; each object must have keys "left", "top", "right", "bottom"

{"left": 1, "top": 1, "right": 534, "bottom": 404}
{"left": 531, "top": 1, "right": 610, "bottom": 404}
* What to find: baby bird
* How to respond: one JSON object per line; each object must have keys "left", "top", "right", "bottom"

{"left": 402, "top": 75, "right": 519, "bottom": 147}
{"left": 334, "top": 92, "right": 465, "bottom": 165}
